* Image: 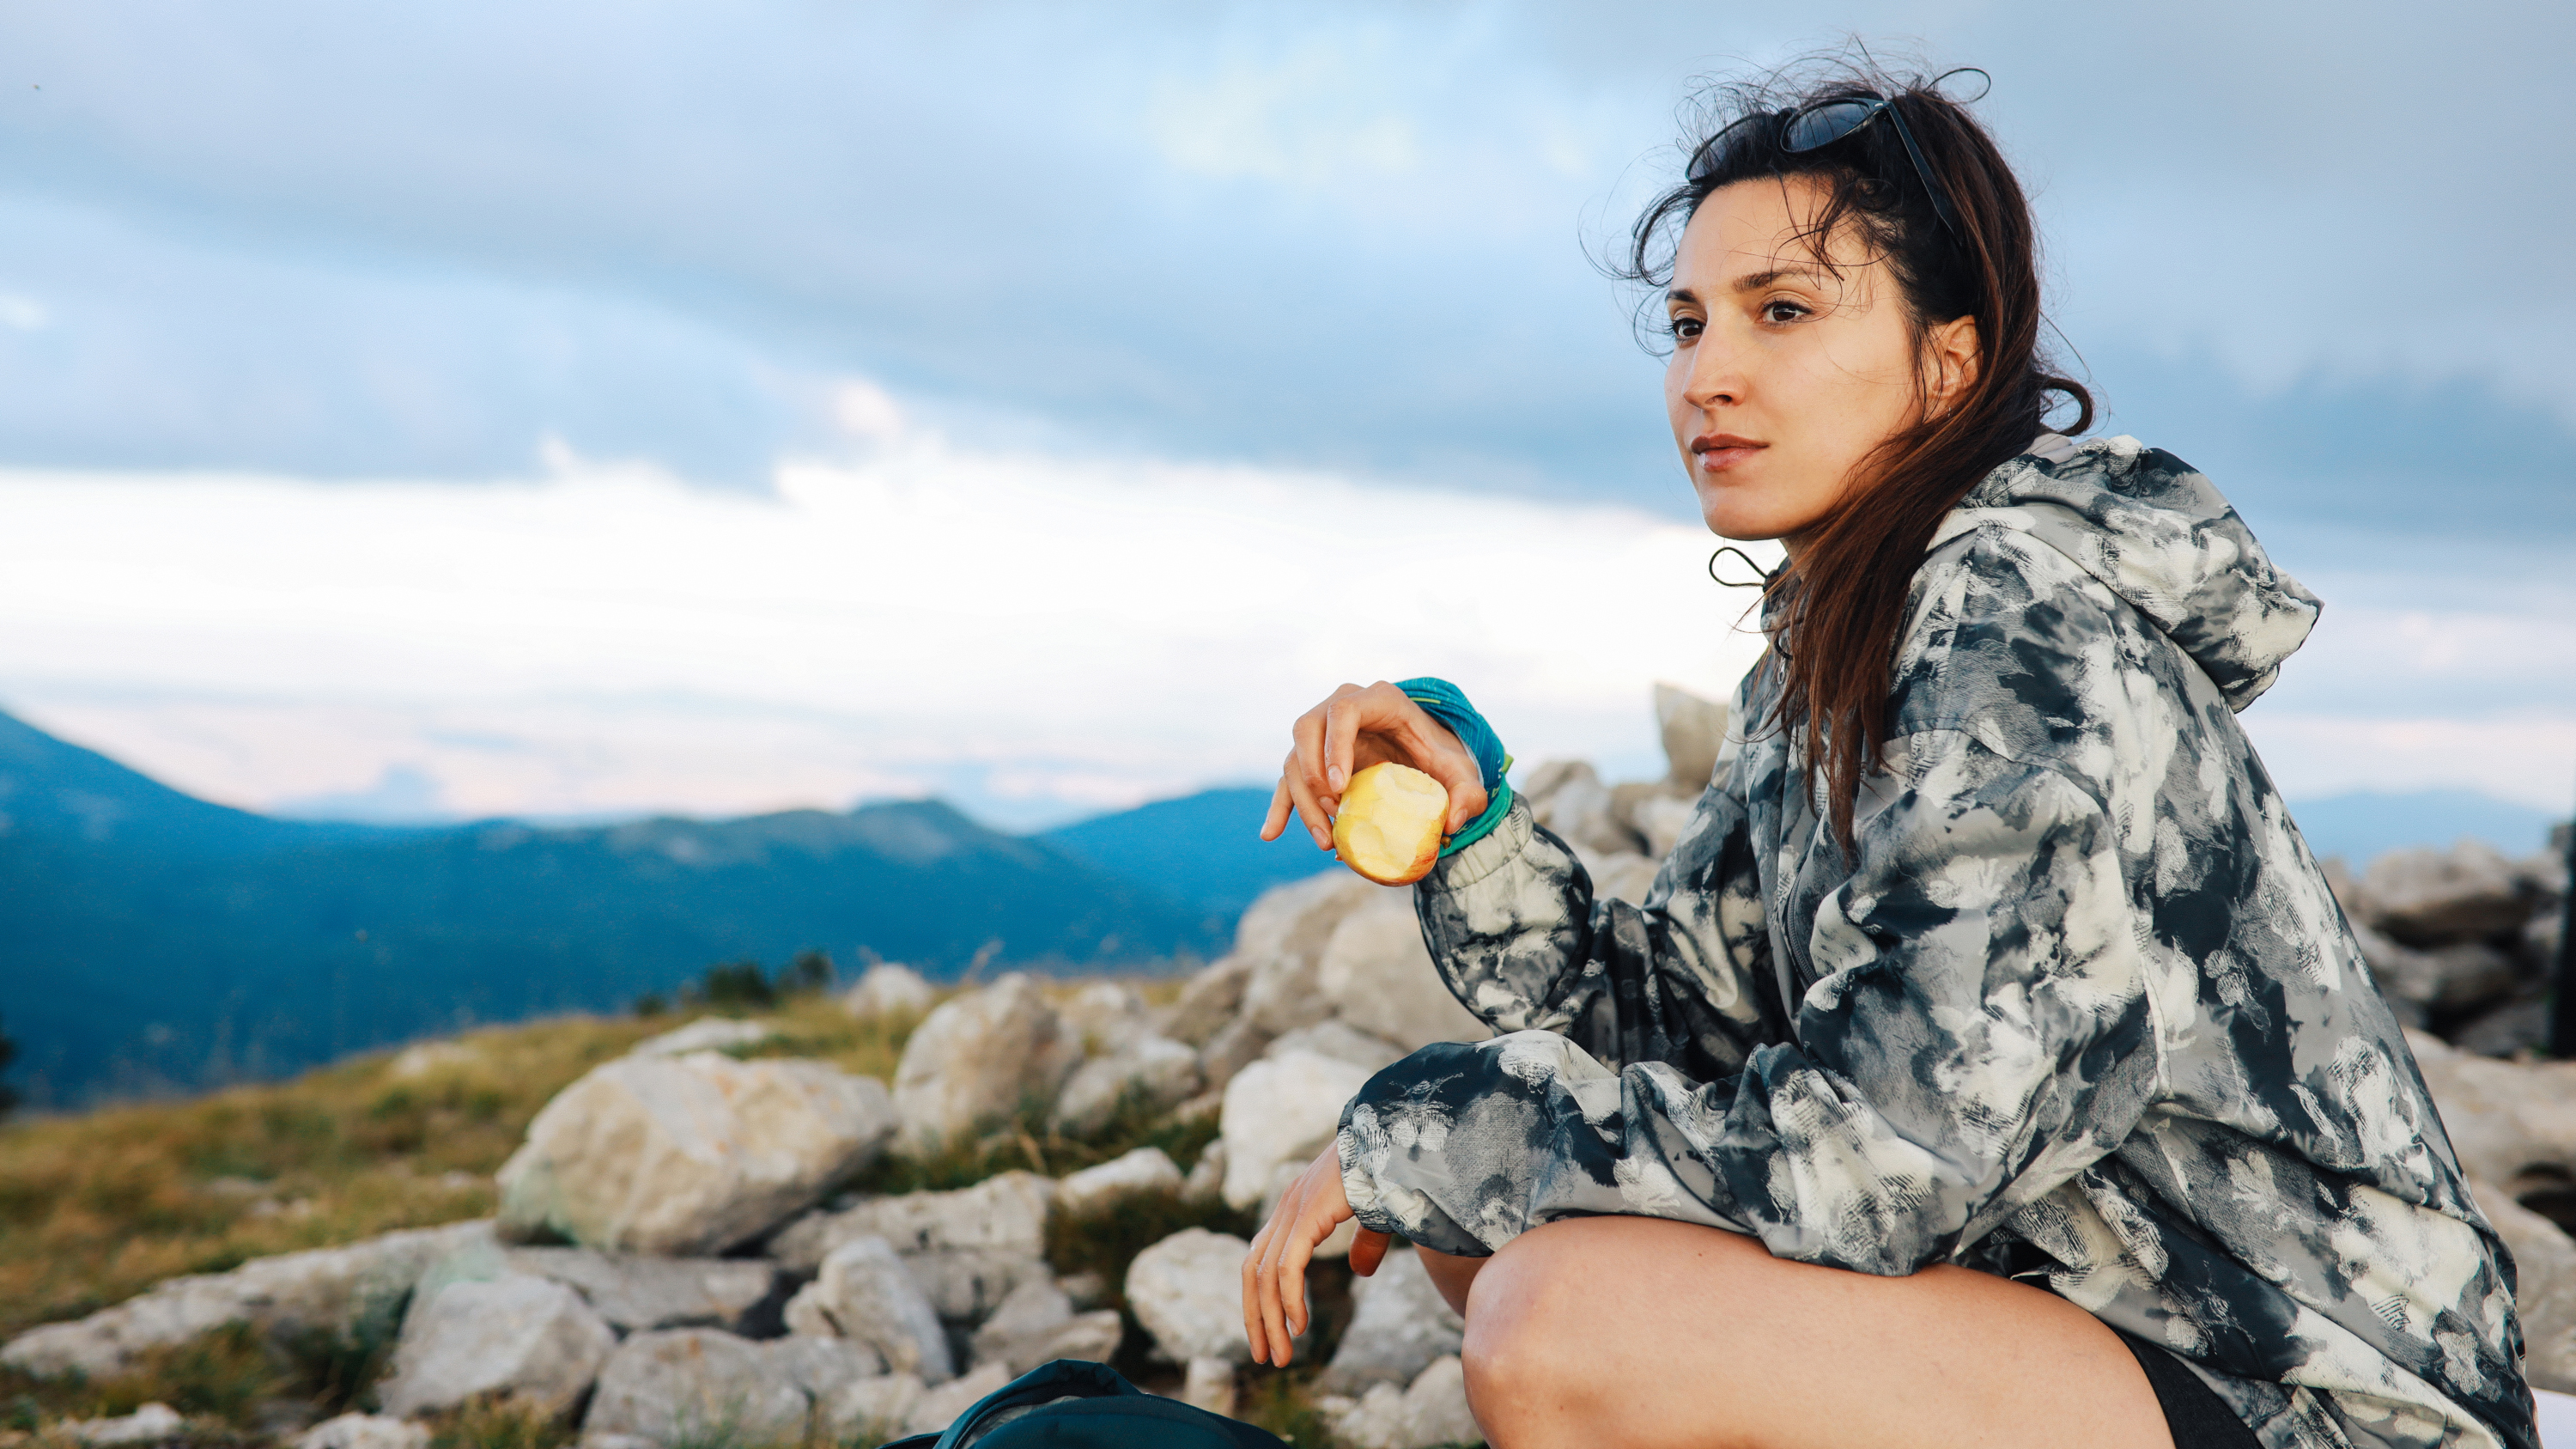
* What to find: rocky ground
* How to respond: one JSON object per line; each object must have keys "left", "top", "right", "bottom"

{"left": 4, "top": 685, "right": 2571, "bottom": 1448}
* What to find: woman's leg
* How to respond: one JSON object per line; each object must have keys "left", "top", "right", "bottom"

{"left": 1416, "top": 1245, "right": 1486, "bottom": 1317}
{"left": 1458, "top": 1215, "right": 2172, "bottom": 1449}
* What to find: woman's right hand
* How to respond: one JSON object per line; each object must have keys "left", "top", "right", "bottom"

{"left": 1259, "top": 681, "right": 1490, "bottom": 853}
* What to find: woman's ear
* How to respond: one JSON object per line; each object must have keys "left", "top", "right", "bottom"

{"left": 1925, "top": 314, "right": 1981, "bottom": 411}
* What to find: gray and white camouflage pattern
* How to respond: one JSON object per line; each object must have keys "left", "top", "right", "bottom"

{"left": 1335, "top": 435, "right": 2537, "bottom": 1449}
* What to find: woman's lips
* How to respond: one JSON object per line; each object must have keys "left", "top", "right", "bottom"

{"left": 1692, "top": 435, "right": 1765, "bottom": 472}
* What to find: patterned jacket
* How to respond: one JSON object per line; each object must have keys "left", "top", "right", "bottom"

{"left": 1335, "top": 435, "right": 2536, "bottom": 1449}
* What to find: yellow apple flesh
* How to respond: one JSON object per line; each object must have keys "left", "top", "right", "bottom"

{"left": 1332, "top": 762, "right": 1449, "bottom": 886}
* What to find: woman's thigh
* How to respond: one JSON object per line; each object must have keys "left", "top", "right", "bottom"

{"left": 1456, "top": 1215, "right": 2172, "bottom": 1449}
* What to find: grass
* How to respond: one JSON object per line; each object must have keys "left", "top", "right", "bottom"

{"left": 0, "top": 973, "right": 1387, "bottom": 1446}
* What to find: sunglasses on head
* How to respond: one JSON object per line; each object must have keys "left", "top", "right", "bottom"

{"left": 1708, "top": 68, "right": 1991, "bottom": 241}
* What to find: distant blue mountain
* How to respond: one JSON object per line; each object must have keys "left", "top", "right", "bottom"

{"left": 1038, "top": 787, "right": 1335, "bottom": 922}
{"left": 0, "top": 709, "right": 1224, "bottom": 1108}
{"left": 2287, "top": 789, "right": 2563, "bottom": 866}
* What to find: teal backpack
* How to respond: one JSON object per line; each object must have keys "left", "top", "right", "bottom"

{"left": 878, "top": 1359, "right": 1291, "bottom": 1449}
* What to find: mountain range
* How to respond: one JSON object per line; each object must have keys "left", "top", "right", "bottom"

{"left": 0, "top": 710, "right": 1327, "bottom": 1109}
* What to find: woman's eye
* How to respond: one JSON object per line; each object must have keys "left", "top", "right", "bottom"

{"left": 1668, "top": 315, "right": 1704, "bottom": 342}
{"left": 1759, "top": 299, "right": 1810, "bottom": 326}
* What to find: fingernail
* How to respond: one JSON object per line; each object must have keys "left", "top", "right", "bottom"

{"left": 1310, "top": 826, "right": 1330, "bottom": 849}
{"left": 1329, "top": 765, "right": 1346, "bottom": 791}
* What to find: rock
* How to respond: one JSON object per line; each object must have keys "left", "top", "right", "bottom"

{"left": 2470, "top": 1181, "right": 2576, "bottom": 1394}
{"left": 2427, "top": 944, "right": 2524, "bottom": 1014}
{"left": 1184, "top": 1142, "right": 1225, "bottom": 1203}
{"left": 2408, "top": 1030, "right": 2576, "bottom": 1188}
{"left": 1317, "top": 888, "right": 1489, "bottom": 1052}
{"left": 380, "top": 1274, "right": 617, "bottom": 1421}
{"left": 1159, "top": 956, "right": 1255, "bottom": 1048}
{"left": 1059, "top": 981, "right": 1152, "bottom": 1053}
{"left": 1326, "top": 1355, "right": 1482, "bottom": 1449}
{"left": 390, "top": 1041, "right": 478, "bottom": 1080}
{"left": 1655, "top": 681, "right": 1728, "bottom": 789}
{"left": 629, "top": 1017, "right": 778, "bottom": 1058}
{"left": 1050, "top": 1034, "right": 1203, "bottom": 1135}
{"left": 1267, "top": 1021, "right": 1406, "bottom": 1074}
{"left": 891, "top": 974, "right": 1081, "bottom": 1151}
{"left": 2451, "top": 994, "right": 2551, "bottom": 1060}
{"left": 1181, "top": 1356, "right": 1237, "bottom": 1416}
{"left": 845, "top": 963, "right": 936, "bottom": 1018}
{"left": 498, "top": 1248, "right": 780, "bottom": 1335}
{"left": 819, "top": 1373, "right": 924, "bottom": 1445}
{"left": 1125, "top": 1228, "right": 1254, "bottom": 1365}
{"left": 1, "top": 1220, "right": 489, "bottom": 1379}
{"left": 2354, "top": 924, "right": 2445, "bottom": 1025}
{"left": 1232, "top": 874, "right": 1381, "bottom": 1042}
{"left": 781, "top": 1236, "right": 953, "bottom": 1383}
{"left": 966, "top": 1278, "right": 1121, "bottom": 1374}
{"left": 65, "top": 1403, "right": 185, "bottom": 1446}
{"left": 1056, "top": 1147, "right": 1186, "bottom": 1214}
{"left": 1320, "top": 1248, "right": 1466, "bottom": 1394}
{"left": 1631, "top": 794, "right": 1698, "bottom": 861}
{"left": 1057, "top": 1271, "right": 1109, "bottom": 1311}
{"left": 2366, "top": 841, "right": 2532, "bottom": 945}
{"left": 497, "top": 1052, "right": 895, "bottom": 1256}
{"left": 1523, "top": 759, "right": 1642, "bottom": 857}
{"left": 769, "top": 1172, "right": 1054, "bottom": 1322}
{"left": 585, "top": 1329, "right": 877, "bottom": 1446}
{"left": 1220, "top": 1050, "right": 1373, "bottom": 1210}
{"left": 295, "top": 1414, "right": 428, "bottom": 1449}
{"left": 900, "top": 1362, "right": 1014, "bottom": 1437}
{"left": 1196, "top": 1017, "right": 1278, "bottom": 1098}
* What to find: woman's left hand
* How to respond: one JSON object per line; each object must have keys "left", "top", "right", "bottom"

{"left": 1242, "top": 1144, "right": 1391, "bottom": 1366}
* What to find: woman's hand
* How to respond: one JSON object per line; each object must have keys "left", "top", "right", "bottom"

{"left": 1241, "top": 1144, "right": 1393, "bottom": 1366}
{"left": 1259, "top": 681, "right": 1490, "bottom": 853}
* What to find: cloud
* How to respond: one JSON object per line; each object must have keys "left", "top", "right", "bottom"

{"left": 0, "top": 2, "right": 2564, "bottom": 523}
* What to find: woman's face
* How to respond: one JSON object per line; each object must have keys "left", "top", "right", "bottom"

{"left": 1663, "top": 175, "right": 1973, "bottom": 552}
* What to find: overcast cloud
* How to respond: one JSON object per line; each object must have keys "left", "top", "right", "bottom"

{"left": 0, "top": 1, "right": 2568, "bottom": 828}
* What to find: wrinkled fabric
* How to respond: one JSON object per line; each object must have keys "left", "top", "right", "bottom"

{"left": 1336, "top": 436, "right": 2535, "bottom": 1449}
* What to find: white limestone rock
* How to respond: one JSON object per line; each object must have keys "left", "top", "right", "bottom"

{"left": 1316, "top": 888, "right": 1488, "bottom": 1052}
{"left": 1654, "top": 681, "right": 1729, "bottom": 790}
{"left": 1326, "top": 1355, "right": 1483, "bottom": 1449}
{"left": 845, "top": 964, "right": 936, "bottom": 1019}
{"left": 1220, "top": 1050, "right": 1372, "bottom": 1210}
{"left": 497, "top": 1052, "right": 895, "bottom": 1256}
{"left": 1055, "top": 1146, "right": 1186, "bottom": 1214}
{"left": 820, "top": 1373, "right": 925, "bottom": 1445}
{"left": 583, "top": 1329, "right": 883, "bottom": 1447}
{"left": 1230, "top": 874, "right": 1381, "bottom": 1044}
{"left": 1267, "top": 1021, "right": 1406, "bottom": 1073}
{"left": 1059, "top": 980, "right": 1153, "bottom": 1054}
{"left": 1, "top": 1220, "right": 490, "bottom": 1379}
{"left": 66, "top": 1403, "right": 185, "bottom": 1446}
{"left": 498, "top": 1248, "right": 779, "bottom": 1335}
{"left": 629, "top": 1017, "right": 778, "bottom": 1058}
{"left": 1125, "top": 1228, "right": 1253, "bottom": 1365}
{"left": 1181, "top": 1356, "right": 1237, "bottom": 1417}
{"left": 379, "top": 1274, "right": 617, "bottom": 1421}
{"left": 966, "top": 1278, "right": 1122, "bottom": 1374}
{"left": 1631, "top": 794, "right": 1699, "bottom": 862}
{"left": 1320, "top": 1247, "right": 1466, "bottom": 1394}
{"left": 1183, "top": 1141, "right": 1226, "bottom": 1204}
{"left": 891, "top": 974, "right": 1081, "bottom": 1152}
{"left": 295, "top": 1413, "right": 429, "bottom": 1449}
{"left": 2470, "top": 1180, "right": 2576, "bottom": 1394}
{"left": 1050, "top": 1035, "right": 1203, "bottom": 1135}
{"left": 768, "top": 1172, "right": 1055, "bottom": 1323}
{"left": 1522, "top": 760, "right": 1640, "bottom": 857}
{"left": 2366, "top": 840, "right": 2533, "bottom": 943}
{"left": 781, "top": 1236, "right": 953, "bottom": 1384}
{"left": 1158, "top": 956, "right": 1255, "bottom": 1048}
{"left": 900, "top": 1362, "right": 1014, "bottom": 1437}
{"left": 2408, "top": 1029, "right": 2576, "bottom": 1187}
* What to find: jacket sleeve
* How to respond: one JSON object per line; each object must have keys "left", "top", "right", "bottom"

{"left": 1340, "top": 726, "right": 2165, "bottom": 1271}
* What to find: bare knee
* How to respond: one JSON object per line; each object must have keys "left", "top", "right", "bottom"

{"left": 1459, "top": 1226, "right": 1622, "bottom": 1431}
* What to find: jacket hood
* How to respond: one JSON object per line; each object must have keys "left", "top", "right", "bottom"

{"left": 1930, "top": 434, "right": 2321, "bottom": 710}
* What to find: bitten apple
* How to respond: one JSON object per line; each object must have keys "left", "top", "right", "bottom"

{"left": 1331, "top": 762, "right": 1449, "bottom": 886}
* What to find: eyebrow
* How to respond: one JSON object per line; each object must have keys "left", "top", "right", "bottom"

{"left": 1665, "top": 265, "right": 1837, "bottom": 306}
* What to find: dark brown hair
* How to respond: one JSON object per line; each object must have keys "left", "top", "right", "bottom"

{"left": 1621, "top": 58, "right": 2093, "bottom": 845}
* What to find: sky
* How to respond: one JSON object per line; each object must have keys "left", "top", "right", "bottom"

{"left": 0, "top": 0, "right": 2569, "bottom": 837}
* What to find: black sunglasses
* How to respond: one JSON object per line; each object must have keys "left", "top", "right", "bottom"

{"left": 1776, "top": 68, "right": 1990, "bottom": 240}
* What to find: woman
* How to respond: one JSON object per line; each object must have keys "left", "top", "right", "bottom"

{"left": 1242, "top": 64, "right": 2536, "bottom": 1449}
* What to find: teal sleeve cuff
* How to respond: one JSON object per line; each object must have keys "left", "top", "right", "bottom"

{"left": 1393, "top": 676, "right": 1512, "bottom": 859}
